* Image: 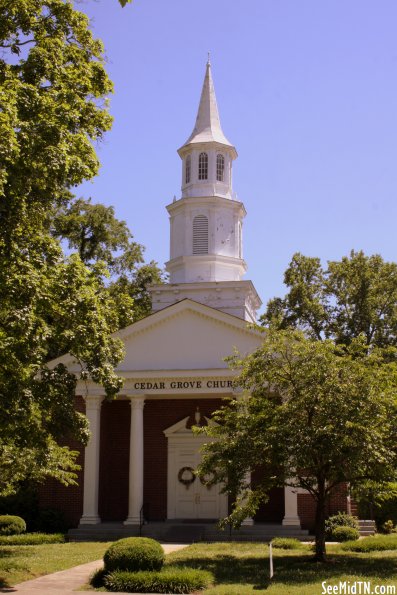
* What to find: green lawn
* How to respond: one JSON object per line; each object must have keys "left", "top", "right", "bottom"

{"left": 0, "top": 541, "right": 110, "bottom": 588}
{"left": 1, "top": 540, "right": 397, "bottom": 594}
{"left": 166, "top": 542, "right": 397, "bottom": 594}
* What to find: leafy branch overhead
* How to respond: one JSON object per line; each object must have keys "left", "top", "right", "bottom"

{"left": 0, "top": 0, "right": 154, "bottom": 496}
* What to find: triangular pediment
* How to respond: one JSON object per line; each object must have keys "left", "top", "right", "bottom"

{"left": 49, "top": 299, "right": 263, "bottom": 374}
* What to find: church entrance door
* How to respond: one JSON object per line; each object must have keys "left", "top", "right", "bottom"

{"left": 174, "top": 444, "right": 220, "bottom": 519}
{"left": 164, "top": 415, "right": 228, "bottom": 521}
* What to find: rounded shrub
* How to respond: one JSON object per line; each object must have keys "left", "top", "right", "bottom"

{"left": 325, "top": 512, "right": 359, "bottom": 539}
{"left": 382, "top": 520, "right": 395, "bottom": 534}
{"left": 330, "top": 526, "right": 359, "bottom": 542}
{"left": 103, "top": 537, "right": 164, "bottom": 573}
{"left": 0, "top": 515, "right": 26, "bottom": 536}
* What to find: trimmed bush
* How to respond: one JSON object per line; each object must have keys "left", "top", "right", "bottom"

{"left": 103, "top": 567, "right": 213, "bottom": 594}
{"left": 0, "top": 515, "right": 26, "bottom": 535}
{"left": 104, "top": 537, "right": 164, "bottom": 573}
{"left": 271, "top": 537, "right": 304, "bottom": 549}
{"left": 325, "top": 512, "right": 359, "bottom": 539}
{"left": 342, "top": 534, "right": 397, "bottom": 552}
{"left": 382, "top": 520, "right": 395, "bottom": 534}
{"left": 329, "top": 526, "right": 359, "bottom": 542}
{"left": 0, "top": 532, "right": 64, "bottom": 545}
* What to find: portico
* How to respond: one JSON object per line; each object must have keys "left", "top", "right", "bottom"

{"left": 76, "top": 329, "right": 301, "bottom": 534}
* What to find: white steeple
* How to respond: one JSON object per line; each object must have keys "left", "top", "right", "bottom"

{"left": 149, "top": 60, "right": 262, "bottom": 322}
{"left": 179, "top": 59, "right": 236, "bottom": 152}
{"left": 178, "top": 60, "right": 237, "bottom": 201}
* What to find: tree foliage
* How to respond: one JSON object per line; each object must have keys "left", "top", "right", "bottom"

{"left": 52, "top": 196, "right": 164, "bottom": 325}
{"left": 199, "top": 331, "right": 397, "bottom": 561}
{"left": 262, "top": 251, "right": 397, "bottom": 348}
{"left": 0, "top": 0, "right": 125, "bottom": 495}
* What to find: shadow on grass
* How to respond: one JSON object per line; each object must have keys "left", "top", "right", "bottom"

{"left": 0, "top": 548, "right": 34, "bottom": 590}
{"left": 167, "top": 552, "right": 397, "bottom": 590}
{"left": 0, "top": 548, "right": 34, "bottom": 560}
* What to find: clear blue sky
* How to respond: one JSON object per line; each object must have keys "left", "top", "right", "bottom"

{"left": 77, "top": 0, "right": 397, "bottom": 314}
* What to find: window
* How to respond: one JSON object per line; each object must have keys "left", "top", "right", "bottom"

{"left": 193, "top": 215, "right": 208, "bottom": 254}
{"left": 238, "top": 222, "right": 242, "bottom": 258}
{"left": 185, "top": 155, "right": 191, "bottom": 184}
{"left": 198, "top": 152, "right": 208, "bottom": 180}
{"left": 216, "top": 154, "right": 225, "bottom": 182}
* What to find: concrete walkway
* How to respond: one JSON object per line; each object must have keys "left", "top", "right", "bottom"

{"left": 1, "top": 544, "right": 187, "bottom": 595}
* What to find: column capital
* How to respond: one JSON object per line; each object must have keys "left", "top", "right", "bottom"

{"left": 84, "top": 395, "right": 104, "bottom": 411}
{"left": 128, "top": 396, "right": 145, "bottom": 410}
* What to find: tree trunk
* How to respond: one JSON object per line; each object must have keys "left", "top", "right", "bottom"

{"left": 314, "top": 482, "right": 327, "bottom": 562}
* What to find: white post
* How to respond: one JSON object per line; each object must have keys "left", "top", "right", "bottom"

{"left": 80, "top": 395, "right": 103, "bottom": 525}
{"left": 282, "top": 484, "right": 301, "bottom": 526}
{"left": 124, "top": 397, "right": 145, "bottom": 525}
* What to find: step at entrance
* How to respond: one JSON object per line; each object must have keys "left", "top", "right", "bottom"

{"left": 163, "top": 524, "right": 205, "bottom": 543}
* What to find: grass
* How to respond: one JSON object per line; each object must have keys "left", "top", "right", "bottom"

{"left": 0, "top": 540, "right": 110, "bottom": 588}
{"left": 165, "top": 542, "right": 397, "bottom": 594}
{"left": 1, "top": 539, "right": 397, "bottom": 594}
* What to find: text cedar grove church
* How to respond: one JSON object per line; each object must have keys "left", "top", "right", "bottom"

{"left": 133, "top": 380, "right": 234, "bottom": 390}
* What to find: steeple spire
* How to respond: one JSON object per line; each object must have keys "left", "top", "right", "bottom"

{"left": 179, "top": 60, "right": 236, "bottom": 153}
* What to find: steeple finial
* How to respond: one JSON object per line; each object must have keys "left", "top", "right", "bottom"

{"left": 207, "top": 51, "right": 211, "bottom": 65}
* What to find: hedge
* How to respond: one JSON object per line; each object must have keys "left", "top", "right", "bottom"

{"left": 329, "top": 526, "right": 359, "bottom": 542}
{"left": 342, "top": 534, "right": 397, "bottom": 552}
{"left": 0, "top": 532, "right": 65, "bottom": 545}
{"left": 104, "top": 567, "right": 213, "bottom": 593}
{"left": 271, "top": 537, "right": 305, "bottom": 549}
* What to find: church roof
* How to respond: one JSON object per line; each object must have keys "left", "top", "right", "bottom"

{"left": 179, "top": 60, "right": 236, "bottom": 154}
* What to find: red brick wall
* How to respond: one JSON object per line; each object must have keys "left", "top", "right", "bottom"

{"left": 98, "top": 400, "right": 131, "bottom": 521}
{"left": 38, "top": 396, "right": 85, "bottom": 528}
{"left": 298, "top": 484, "right": 350, "bottom": 531}
{"left": 39, "top": 395, "right": 351, "bottom": 530}
{"left": 144, "top": 398, "right": 223, "bottom": 520}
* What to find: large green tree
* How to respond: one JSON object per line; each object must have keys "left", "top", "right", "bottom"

{"left": 52, "top": 196, "right": 164, "bottom": 326}
{"left": 0, "top": 0, "right": 125, "bottom": 495}
{"left": 262, "top": 250, "right": 397, "bottom": 348}
{"left": 199, "top": 331, "right": 397, "bottom": 561}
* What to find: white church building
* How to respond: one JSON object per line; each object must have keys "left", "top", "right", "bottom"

{"left": 41, "top": 61, "right": 349, "bottom": 540}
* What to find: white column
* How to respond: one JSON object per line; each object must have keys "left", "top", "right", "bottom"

{"left": 124, "top": 397, "right": 145, "bottom": 525}
{"left": 282, "top": 485, "right": 301, "bottom": 526}
{"left": 241, "top": 472, "right": 254, "bottom": 526}
{"left": 80, "top": 395, "right": 103, "bottom": 525}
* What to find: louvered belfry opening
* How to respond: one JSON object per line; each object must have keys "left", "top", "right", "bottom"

{"left": 193, "top": 215, "right": 209, "bottom": 254}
